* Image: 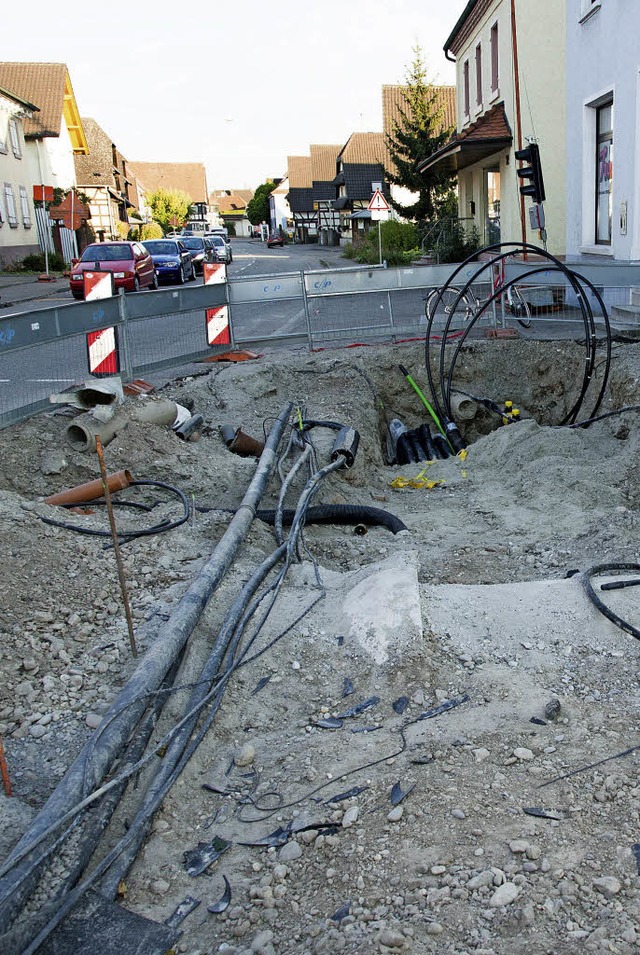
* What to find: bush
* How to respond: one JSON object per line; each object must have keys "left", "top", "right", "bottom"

{"left": 140, "top": 221, "right": 163, "bottom": 240}
{"left": 16, "top": 252, "right": 67, "bottom": 273}
{"left": 344, "top": 220, "right": 422, "bottom": 266}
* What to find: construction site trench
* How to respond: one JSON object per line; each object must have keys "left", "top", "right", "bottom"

{"left": 1, "top": 333, "right": 640, "bottom": 955}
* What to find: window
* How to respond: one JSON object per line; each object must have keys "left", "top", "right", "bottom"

{"left": 595, "top": 100, "right": 613, "bottom": 244}
{"left": 490, "top": 22, "right": 499, "bottom": 92}
{"left": 475, "top": 44, "right": 482, "bottom": 106}
{"left": 19, "top": 186, "right": 31, "bottom": 228}
{"left": 4, "top": 183, "right": 18, "bottom": 227}
{"left": 8, "top": 119, "right": 21, "bottom": 159}
{"left": 463, "top": 60, "right": 470, "bottom": 117}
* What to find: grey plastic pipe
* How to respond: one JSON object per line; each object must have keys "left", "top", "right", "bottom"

{"left": 65, "top": 413, "right": 128, "bottom": 452}
{"left": 0, "top": 401, "right": 294, "bottom": 935}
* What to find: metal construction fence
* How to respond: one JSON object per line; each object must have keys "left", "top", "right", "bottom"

{"left": 2, "top": 259, "right": 640, "bottom": 429}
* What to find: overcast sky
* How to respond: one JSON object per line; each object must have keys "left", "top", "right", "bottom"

{"left": 4, "top": 1, "right": 468, "bottom": 192}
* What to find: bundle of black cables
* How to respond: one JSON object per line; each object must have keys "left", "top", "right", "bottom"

{"left": 423, "top": 240, "right": 612, "bottom": 434}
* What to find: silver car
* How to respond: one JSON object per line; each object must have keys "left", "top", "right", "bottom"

{"left": 206, "top": 233, "right": 233, "bottom": 264}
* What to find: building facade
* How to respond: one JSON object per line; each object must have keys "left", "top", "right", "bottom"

{"left": 0, "top": 62, "right": 89, "bottom": 263}
{"left": 0, "top": 85, "right": 39, "bottom": 266}
{"left": 566, "top": 0, "right": 640, "bottom": 263}
{"left": 422, "top": 0, "right": 566, "bottom": 256}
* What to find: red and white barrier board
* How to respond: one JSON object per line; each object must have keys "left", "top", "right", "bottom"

{"left": 83, "top": 270, "right": 115, "bottom": 301}
{"left": 206, "top": 306, "right": 230, "bottom": 346}
{"left": 86, "top": 327, "right": 120, "bottom": 376}
{"left": 203, "top": 262, "right": 227, "bottom": 285}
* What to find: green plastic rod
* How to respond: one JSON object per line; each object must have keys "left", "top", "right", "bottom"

{"left": 398, "top": 365, "right": 453, "bottom": 451}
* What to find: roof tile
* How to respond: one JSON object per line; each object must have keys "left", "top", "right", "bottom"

{"left": 127, "top": 161, "right": 209, "bottom": 203}
{"left": 0, "top": 62, "right": 68, "bottom": 137}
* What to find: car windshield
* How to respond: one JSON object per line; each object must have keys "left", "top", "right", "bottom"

{"left": 179, "top": 238, "right": 204, "bottom": 250}
{"left": 210, "top": 236, "right": 224, "bottom": 246}
{"left": 143, "top": 241, "right": 178, "bottom": 255}
{"left": 81, "top": 244, "right": 133, "bottom": 262}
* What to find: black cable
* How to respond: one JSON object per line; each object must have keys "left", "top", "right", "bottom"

{"left": 568, "top": 404, "right": 640, "bottom": 428}
{"left": 37, "top": 479, "right": 190, "bottom": 546}
{"left": 581, "top": 563, "right": 640, "bottom": 641}
{"left": 423, "top": 242, "right": 612, "bottom": 435}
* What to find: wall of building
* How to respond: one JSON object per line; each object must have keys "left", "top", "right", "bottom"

{"left": 516, "top": 0, "right": 566, "bottom": 254}
{"left": 0, "top": 100, "right": 39, "bottom": 266}
{"left": 453, "top": 0, "right": 565, "bottom": 256}
{"left": 566, "top": 0, "right": 640, "bottom": 262}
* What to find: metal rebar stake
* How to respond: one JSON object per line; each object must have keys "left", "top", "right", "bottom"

{"left": 95, "top": 435, "right": 138, "bottom": 657}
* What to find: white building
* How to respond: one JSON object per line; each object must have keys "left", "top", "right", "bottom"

{"left": 566, "top": 0, "right": 640, "bottom": 263}
{"left": 422, "top": 0, "right": 566, "bottom": 256}
{"left": 0, "top": 85, "right": 39, "bottom": 266}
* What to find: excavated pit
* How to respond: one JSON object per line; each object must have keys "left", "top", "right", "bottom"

{"left": 1, "top": 336, "right": 640, "bottom": 955}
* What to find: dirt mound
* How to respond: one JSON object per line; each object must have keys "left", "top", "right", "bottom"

{"left": 1, "top": 338, "right": 640, "bottom": 954}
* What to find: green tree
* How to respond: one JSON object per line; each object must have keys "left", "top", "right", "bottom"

{"left": 145, "top": 188, "right": 193, "bottom": 233}
{"left": 246, "top": 181, "right": 276, "bottom": 226}
{"left": 385, "top": 46, "right": 456, "bottom": 220}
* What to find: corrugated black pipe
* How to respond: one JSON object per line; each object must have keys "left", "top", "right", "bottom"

{"left": 256, "top": 504, "right": 408, "bottom": 535}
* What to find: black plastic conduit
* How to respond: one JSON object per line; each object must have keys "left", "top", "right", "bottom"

{"left": 256, "top": 504, "right": 408, "bottom": 535}
{"left": 0, "top": 401, "right": 293, "bottom": 935}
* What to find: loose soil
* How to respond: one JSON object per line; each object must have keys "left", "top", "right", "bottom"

{"left": 1, "top": 336, "right": 640, "bottom": 955}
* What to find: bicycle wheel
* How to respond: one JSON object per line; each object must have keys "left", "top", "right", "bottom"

{"left": 425, "top": 287, "right": 473, "bottom": 324}
{"left": 507, "top": 285, "right": 532, "bottom": 328}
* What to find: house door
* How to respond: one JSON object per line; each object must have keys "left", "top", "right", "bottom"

{"left": 484, "top": 169, "right": 500, "bottom": 246}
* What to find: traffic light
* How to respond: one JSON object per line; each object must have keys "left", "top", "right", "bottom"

{"left": 515, "top": 142, "right": 545, "bottom": 204}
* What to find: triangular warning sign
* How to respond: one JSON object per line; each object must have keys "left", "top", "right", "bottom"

{"left": 368, "top": 189, "right": 390, "bottom": 212}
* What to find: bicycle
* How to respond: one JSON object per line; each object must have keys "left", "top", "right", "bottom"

{"left": 425, "top": 280, "right": 533, "bottom": 329}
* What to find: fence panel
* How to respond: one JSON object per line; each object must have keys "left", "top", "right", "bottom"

{"left": 0, "top": 285, "right": 229, "bottom": 429}
{"left": 3, "top": 259, "right": 640, "bottom": 430}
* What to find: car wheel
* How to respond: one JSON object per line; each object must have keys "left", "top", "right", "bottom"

{"left": 133, "top": 276, "right": 140, "bottom": 292}
{"left": 149, "top": 271, "right": 159, "bottom": 291}
{"left": 178, "top": 265, "right": 186, "bottom": 284}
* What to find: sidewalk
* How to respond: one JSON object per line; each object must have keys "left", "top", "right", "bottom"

{"left": 0, "top": 272, "right": 69, "bottom": 308}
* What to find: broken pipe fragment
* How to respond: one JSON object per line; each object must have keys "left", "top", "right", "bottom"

{"left": 175, "top": 414, "right": 205, "bottom": 441}
{"left": 221, "top": 425, "right": 265, "bottom": 457}
{"left": 183, "top": 836, "right": 231, "bottom": 876}
{"left": 66, "top": 412, "right": 128, "bottom": 453}
{"left": 44, "top": 470, "right": 133, "bottom": 506}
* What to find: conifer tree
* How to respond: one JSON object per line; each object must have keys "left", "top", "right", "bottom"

{"left": 385, "top": 47, "right": 456, "bottom": 220}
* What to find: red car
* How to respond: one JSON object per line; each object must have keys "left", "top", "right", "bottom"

{"left": 266, "top": 233, "right": 285, "bottom": 248}
{"left": 70, "top": 241, "right": 158, "bottom": 299}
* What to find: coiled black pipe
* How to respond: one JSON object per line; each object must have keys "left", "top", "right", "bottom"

{"left": 581, "top": 562, "right": 640, "bottom": 641}
{"left": 423, "top": 241, "right": 612, "bottom": 434}
{"left": 256, "top": 503, "right": 408, "bottom": 535}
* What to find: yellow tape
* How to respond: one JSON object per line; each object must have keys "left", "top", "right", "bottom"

{"left": 390, "top": 468, "right": 445, "bottom": 491}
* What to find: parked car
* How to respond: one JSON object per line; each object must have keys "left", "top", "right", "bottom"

{"left": 141, "top": 238, "right": 195, "bottom": 284}
{"left": 69, "top": 241, "right": 158, "bottom": 299}
{"left": 266, "top": 233, "right": 285, "bottom": 248}
{"left": 206, "top": 233, "right": 233, "bottom": 264}
{"left": 206, "top": 227, "right": 230, "bottom": 242}
{"left": 179, "top": 236, "right": 218, "bottom": 275}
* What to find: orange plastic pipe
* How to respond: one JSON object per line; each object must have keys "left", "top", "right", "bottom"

{"left": 44, "top": 469, "right": 133, "bottom": 506}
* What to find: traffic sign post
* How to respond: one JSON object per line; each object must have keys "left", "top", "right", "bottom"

{"left": 368, "top": 190, "right": 390, "bottom": 264}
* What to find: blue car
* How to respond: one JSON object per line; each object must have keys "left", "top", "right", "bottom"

{"left": 141, "top": 239, "right": 195, "bottom": 285}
